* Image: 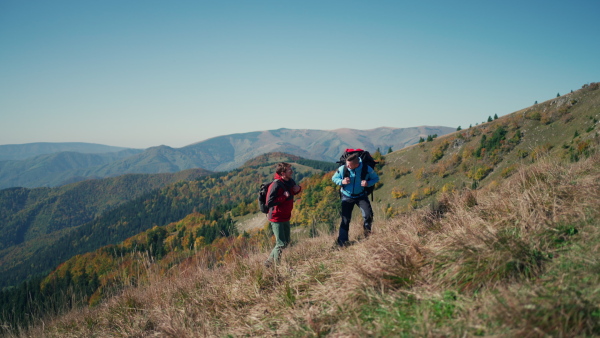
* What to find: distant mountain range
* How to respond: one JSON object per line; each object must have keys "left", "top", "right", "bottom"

{"left": 0, "top": 126, "right": 454, "bottom": 189}
{"left": 0, "top": 142, "right": 137, "bottom": 161}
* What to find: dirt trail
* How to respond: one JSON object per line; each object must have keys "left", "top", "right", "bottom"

{"left": 237, "top": 213, "right": 269, "bottom": 232}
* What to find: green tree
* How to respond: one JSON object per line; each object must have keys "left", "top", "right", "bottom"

{"left": 474, "top": 126, "right": 507, "bottom": 158}
{"left": 457, "top": 126, "right": 462, "bottom": 131}
{"left": 146, "top": 227, "right": 167, "bottom": 259}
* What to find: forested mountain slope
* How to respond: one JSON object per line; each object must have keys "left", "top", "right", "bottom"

{"left": 0, "top": 168, "right": 211, "bottom": 289}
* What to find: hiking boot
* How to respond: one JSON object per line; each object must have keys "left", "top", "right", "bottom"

{"left": 363, "top": 229, "right": 372, "bottom": 239}
{"left": 332, "top": 240, "right": 351, "bottom": 250}
{"left": 331, "top": 241, "right": 343, "bottom": 251}
{"left": 264, "top": 260, "right": 272, "bottom": 268}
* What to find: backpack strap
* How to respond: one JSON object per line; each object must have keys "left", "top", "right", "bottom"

{"left": 340, "top": 163, "right": 373, "bottom": 200}
{"left": 360, "top": 162, "right": 368, "bottom": 180}
{"left": 269, "top": 179, "right": 291, "bottom": 200}
{"left": 271, "top": 179, "right": 287, "bottom": 193}
{"left": 266, "top": 179, "right": 281, "bottom": 207}
{"left": 340, "top": 165, "right": 349, "bottom": 199}
{"left": 360, "top": 163, "right": 375, "bottom": 201}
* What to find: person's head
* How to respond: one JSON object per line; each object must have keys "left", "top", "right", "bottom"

{"left": 276, "top": 162, "right": 293, "bottom": 180}
{"left": 346, "top": 154, "right": 360, "bottom": 170}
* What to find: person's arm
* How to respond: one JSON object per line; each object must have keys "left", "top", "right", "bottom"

{"left": 366, "top": 167, "right": 380, "bottom": 187}
{"left": 332, "top": 167, "right": 344, "bottom": 186}
{"left": 291, "top": 182, "right": 302, "bottom": 195}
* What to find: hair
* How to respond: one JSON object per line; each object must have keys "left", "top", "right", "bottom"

{"left": 346, "top": 154, "right": 359, "bottom": 163}
{"left": 275, "top": 162, "right": 291, "bottom": 175}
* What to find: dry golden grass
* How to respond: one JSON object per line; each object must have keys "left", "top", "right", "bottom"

{"left": 16, "top": 153, "right": 600, "bottom": 337}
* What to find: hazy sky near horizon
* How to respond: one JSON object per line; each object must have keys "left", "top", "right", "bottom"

{"left": 1, "top": 1, "right": 599, "bottom": 149}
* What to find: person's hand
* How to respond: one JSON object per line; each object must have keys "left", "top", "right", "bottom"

{"left": 284, "top": 191, "right": 290, "bottom": 198}
{"left": 342, "top": 177, "right": 350, "bottom": 185}
{"left": 361, "top": 180, "right": 368, "bottom": 187}
{"left": 292, "top": 185, "right": 301, "bottom": 194}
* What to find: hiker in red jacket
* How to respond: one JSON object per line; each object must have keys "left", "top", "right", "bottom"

{"left": 265, "top": 162, "right": 302, "bottom": 266}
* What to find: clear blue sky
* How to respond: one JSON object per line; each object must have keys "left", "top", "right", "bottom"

{"left": 1, "top": 0, "right": 598, "bottom": 149}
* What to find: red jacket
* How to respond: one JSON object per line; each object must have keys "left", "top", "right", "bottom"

{"left": 266, "top": 173, "right": 301, "bottom": 222}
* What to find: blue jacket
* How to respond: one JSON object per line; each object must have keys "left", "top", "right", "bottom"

{"left": 332, "top": 160, "right": 380, "bottom": 198}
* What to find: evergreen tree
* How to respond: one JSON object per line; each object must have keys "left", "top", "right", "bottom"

{"left": 456, "top": 126, "right": 462, "bottom": 131}
{"left": 494, "top": 114, "right": 498, "bottom": 120}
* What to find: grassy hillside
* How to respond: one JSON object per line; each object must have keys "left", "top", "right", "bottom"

{"left": 4, "top": 83, "right": 600, "bottom": 336}
{"left": 374, "top": 83, "right": 599, "bottom": 215}
{"left": 27, "top": 153, "right": 599, "bottom": 337}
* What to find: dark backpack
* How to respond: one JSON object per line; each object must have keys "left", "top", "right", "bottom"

{"left": 258, "top": 180, "right": 285, "bottom": 214}
{"left": 336, "top": 149, "right": 378, "bottom": 200}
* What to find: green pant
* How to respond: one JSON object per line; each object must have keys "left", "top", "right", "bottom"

{"left": 269, "top": 221, "right": 291, "bottom": 263}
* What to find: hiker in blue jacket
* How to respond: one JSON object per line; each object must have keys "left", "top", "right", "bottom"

{"left": 332, "top": 153, "right": 379, "bottom": 246}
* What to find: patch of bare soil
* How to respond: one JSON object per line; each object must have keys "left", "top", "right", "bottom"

{"left": 237, "top": 213, "right": 269, "bottom": 232}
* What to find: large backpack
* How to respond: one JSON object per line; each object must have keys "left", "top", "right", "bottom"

{"left": 258, "top": 180, "right": 285, "bottom": 214}
{"left": 336, "top": 148, "right": 378, "bottom": 201}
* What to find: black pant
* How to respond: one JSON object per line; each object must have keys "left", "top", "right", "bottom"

{"left": 337, "top": 194, "right": 373, "bottom": 245}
